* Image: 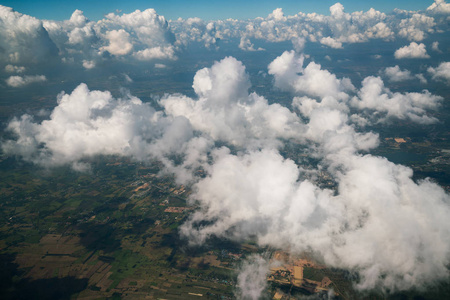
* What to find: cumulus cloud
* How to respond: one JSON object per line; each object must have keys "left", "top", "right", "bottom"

{"left": 268, "top": 8, "right": 286, "bottom": 21}
{"left": 82, "top": 60, "right": 95, "bottom": 69}
{"left": 268, "top": 50, "right": 440, "bottom": 126}
{"left": 427, "top": 0, "right": 450, "bottom": 14}
{"left": 133, "top": 46, "right": 176, "bottom": 60}
{"left": 397, "top": 14, "right": 436, "bottom": 42}
{"left": 100, "top": 29, "right": 133, "bottom": 56}
{"left": 6, "top": 75, "right": 47, "bottom": 87}
{"left": 180, "top": 147, "right": 450, "bottom": 291}
{"left": 170, "top": 17, "right": 218, "bottom": 49}
{"left": 42, "top": 7, "right": 177, "bottom": 65}
{"left": 2, "top": 83, "right": 180, "bottom": 169}
{"left": 4, "top": 65, "right": 26, "bottom": 73}
{"left": 2, "top": 2, "right": 450, "bottom": 68}
{"left": 161, "top": 56, "right": 304, "bottom": 147}
{"left": 320, "top": 37, "right": 343, "bottom": 49}
{"left": 268, "top": 51, "right": 354, "bottom": 99}
{"left": 351, "top": 76, "right": 441, "bottom": 124}
{"left": 383, "top": 65, "right": 413, "bottom": 82}
{"left": 428, "top": 62, "right": 450, "bottom": 82}
{"left": 239, "top": 36, "right": 264, "bottom": 51}
{"left": 431, "top": 41, "right": 442, "bottom": 52}
{"left": 0, "top": 5, "right": 58, "bottom": 64}
{"left": 394, "top": 42, "right": 430, "bottom": 59}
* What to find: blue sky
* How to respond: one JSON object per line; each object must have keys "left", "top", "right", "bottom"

{"left": 0, "top": 0, "right": 434, "bottom": 21}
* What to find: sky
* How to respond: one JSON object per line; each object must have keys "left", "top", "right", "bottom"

{"left": 0, "top": 0, "right": 434, "bottom": 20}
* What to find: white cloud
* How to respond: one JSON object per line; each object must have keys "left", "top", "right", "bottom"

{"left": 6, "top": 75, "right": 47, "bottom": 87}
{"left": 238, "top": 36, "right": 264, "bottom": 51}
{"left": 180, "top": 147, "right": 450, "bottom": 291}
{"left": 383, "top": 65, "right": 413, "bottom": 82}
{"left": 100, "top": 29, "right": 133, "bottom": 56}
{"left": 268, "top": 50, "right": 354, "bottom": 99}
{"left": 351, "top": 76, "right": 441, "bottom": 124}
{"left": 394, "top": 42, "right": 430, "bottom": 59}
{"left": 365, "top": 22, "right": 394, "bottom": 40}
{"left": 432, "top": 41, "right": 442, "bottom": 52}
{"left": 133, "top": 46, "right": 176, "bottom": 60}
{"left": 102, "top": 8, "right": 175, "bottom": 48}
{"left": 3, "top": 2, "right": 450, "bottom": 68}
{"left": 397, "top": 14, "right": 435, "bottom": 42}
{"left": 320, "top": 37, "right": 343, "bottom": 49}
{"left": 427, "top": 0, "right": 450, "bottom": 14}
{"left": 1, "top": 83, "right": 173, "bottom": 167}
{"left": 161, "top": 56, "right": 304, "bottom": 147}
{"left": 82, "top": 60, "right": 95, "bottom": 69}
{"left": 428, "top": 62, "right": 450, "bottom": 82}
{"left": 0, "top": 5, "right": 58, "bottom": 64}
{"left": 268, "top": 8, "right": 286, "bottom": 21}
{"left": 68, "top": 9, "right": 88, "bottom": 27}
{"left": 5, "top": 65, "right": 26, "bottom": 73}
{"left": 42, "top": 7, "right": 177, "bottom": 66}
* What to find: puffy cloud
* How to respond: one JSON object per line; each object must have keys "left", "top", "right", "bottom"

{"left": 397, "top": 14, "right": 436, "bottom": 42}
{"left": 268, "top": 8, "right": 286, "bottom": 21}
{"left": 42, "top": 8, "right": 177, "bottom": 65}
{"left": 82, "top": 60, "right": 95, "bottom": 69}
{"left": 428, "top": 62, "right": 450, "bottom": 82}
{"left": 161, "top": 57, "right": 304, "bottom": 147}
{"left": 269, "top": 51, "right": 441, "bottom": 126}
{"left": 6, "top": 75, "right": 47, "bottom": 87}
{"left": 3, "top": 56, "right": 304, "bottom": 179}
{"left": 330, "top": 154, "right": 450, "bottom": 291}
{"left": 238, "top": 36, "right": 264, "bottom": 51}
{"left": 4, "top": 65, "right": 26, "bottom": 73}
{"left": 43, "top": 10, "right": 97, "bottom": 55}
{"left": 268, "top": 51, "right": 354, "bottom": 99}
{"left": 170, "top": 17, "right": 217, "bottom": 48}
{"left": 320, "top": 37, "right": 343, "bottom": 49}
{"left": 101, "top": 8, "right": 175, "bottom": 48}
{"left": 394, "top": 42, "right": 430, "bottom": 59}
{"left": 351, "top": 76, "right": 441, "bottom": 124}
{"left": 100, "top": 29, "right": 133, "bottom": 56}
{"left": 2, "top": 83, "right": 174, "bottom": 168}
{"left": 133, "top": 46, "right": 176, "bottom": 60}
{"left": 365, "top": 22, "right": 394, "bottom": 40}
{"left": 432, "top": 41, "right": 442, "bottom": 52}
{"left": 3, "top": 2, "right": 450, "bottom": 68}
{"left": 69, "top": 9, "right": 88, "bottom": 27}
{"left": 383, "top": 65, "right": 413, "bottom": 82}
{"left": 180, "top": 147, "right": 450, "bottom": 291}
{"left": 427, "top": 0, "right": 450, "bottom": 14}
{"left": 330, "top": 3, "right": 345, "bottom": 18}
{"left": 0, "top": 5, "right": 58, "bottom": 64}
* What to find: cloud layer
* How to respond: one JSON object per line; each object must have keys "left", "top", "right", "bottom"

{"left": 3, "top": 54, "right": 449, "bottom": 292}
{"left": 1, "top": 1, "right": 449, "bottom": 69}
